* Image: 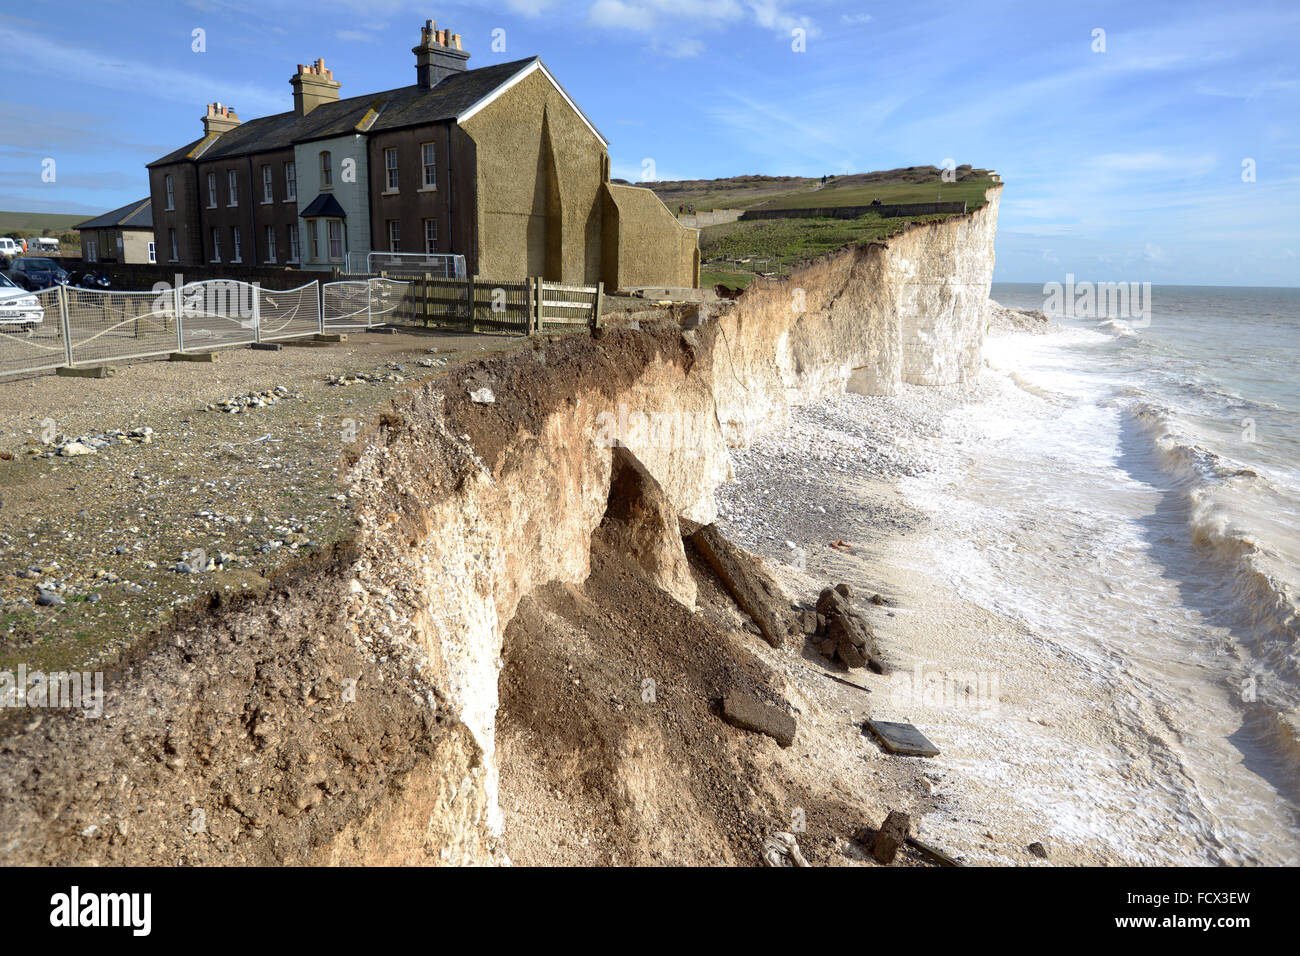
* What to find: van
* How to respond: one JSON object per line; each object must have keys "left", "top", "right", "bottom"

{"left": 32, "top": 238, "right": 59, "bottom": 255}
{"left": 0, "top": 238, "right": 20, "bottom": 258}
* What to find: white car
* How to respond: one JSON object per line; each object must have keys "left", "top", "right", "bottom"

{"left": 0, "top": 237, "right": 21, "bottom": 258}
{"left": 0, "top": 271, "right": 43, "bottom": 329}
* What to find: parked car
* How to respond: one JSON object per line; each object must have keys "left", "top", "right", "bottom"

{"left": 0, "top": 237, "right": 21, "bottom": 259}
{"left": 5, "top": 256, "right": 69, "bottom": 290}
{"left": 0, "top": 271, "right": 43, "bottom": 330}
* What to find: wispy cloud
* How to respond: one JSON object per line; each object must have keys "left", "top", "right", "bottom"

{"left": 0, "top": 22, "right": 283, "bottom": 115}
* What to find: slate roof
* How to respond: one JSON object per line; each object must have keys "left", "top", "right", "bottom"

{"left": 148, "top": 57, "right": 544, "bottom": 168}
{"left": 74, "top": 198, "right": 153, "bottom": 231}
{"left": 299, "top": 193, "right": 347, "bottom": 219}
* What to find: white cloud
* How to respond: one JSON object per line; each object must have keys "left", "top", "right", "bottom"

{"left": 584, "top": 0, "right": 813, "bottom": 38}
{"left": 1088, "top": 151, "right": 1218, "bottom": 179}
{"left": 0, "top": 22, "right": 283, "bottom": 115}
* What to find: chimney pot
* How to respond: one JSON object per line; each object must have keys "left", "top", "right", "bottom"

{"left": 414, "top": 18, "right": 470, "bottom": 89}
{"left": 202, "top": 102, "right": 241, "bottom": 135}
{"left": 290, "top": 57, "right": 341, "bottom": 115}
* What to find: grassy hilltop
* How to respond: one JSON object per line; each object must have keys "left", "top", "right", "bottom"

{"left": 627, "top": 166, "right": 999, "bottom": 289}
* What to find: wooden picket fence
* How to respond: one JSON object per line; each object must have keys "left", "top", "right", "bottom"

{"left": 380, "top": 273, "right": 603, "bottom": 335}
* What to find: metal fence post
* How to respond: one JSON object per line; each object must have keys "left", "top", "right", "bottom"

{"left": 318, "top": 281, "right": 325, "bottom": 334}
{"left": 252, "top": 282, "right": 262, "bottom": 345}
{"left": 173, "top": 283, "right": 184, "bottom": 353}
{"left": 594, "top": 281, "right": 605, "bottom": 330}
{"left": 58, "top": 284, "right": 73, "bottom": 367}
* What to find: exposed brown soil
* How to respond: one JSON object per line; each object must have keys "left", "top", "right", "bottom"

{"left": 498, "top": 526, "right": 939, "bottom": 866}
{"left": 0, "top": 540, "right": 463, "bottom": 865}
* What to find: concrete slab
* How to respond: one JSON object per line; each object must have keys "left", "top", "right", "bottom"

{"left": 56, "top": 366, "right": 116, "bottom": 379}
{"left": 865, "top": 719, "right": 940, "bottom": 757}
{"left": 250, "top": 342, "right": 282, "bottom": 351}
{"left": 168, "top": 351, "right": 219, "bottom": 362}
{"left": 722, "top": 692, "right": 796, "bottom": 748}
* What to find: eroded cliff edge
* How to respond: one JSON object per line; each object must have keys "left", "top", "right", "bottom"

{"left": 0, "top": 188, "right": 999, "bottom": 865}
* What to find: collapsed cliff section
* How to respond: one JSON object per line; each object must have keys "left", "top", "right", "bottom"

{"left": 0, "top": 187, "right": 999, "bottom": 866}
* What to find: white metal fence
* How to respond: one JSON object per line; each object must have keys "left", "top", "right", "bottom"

{"left": 321, "top": 277, "right": 414, "bottom": 331}
{"left": 346, "top": 251, "right": 466, "bottom": 278}
{"left": 0, "top": 272, "right": 599, "bottom": 379}
{"left": 0, "top": 279, "right": 320, "bottom": 378}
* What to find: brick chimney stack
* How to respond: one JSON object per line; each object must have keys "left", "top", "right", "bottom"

{"left": 290, "top": 58, "right": 341, "bottom": 117}
{"left": 413, "top": 18, "right": 470, "bottom": 90}
{"left": 202, "top": 103, "right": 241, "bottom": 136}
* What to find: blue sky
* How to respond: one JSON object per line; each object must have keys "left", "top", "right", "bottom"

{"left": 1, "top": 0, "right": 1297, "bottom": 285}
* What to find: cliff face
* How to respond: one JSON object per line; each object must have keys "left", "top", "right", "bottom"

{"left": 0, "top": 189, "right": 999, "bottom": 865}
{"left": 707, "top": 188, "right": 1000, "bottom": 443}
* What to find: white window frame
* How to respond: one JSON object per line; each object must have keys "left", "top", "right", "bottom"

{"left": 261, "top": 164, "right": 273, "bottom": 204}
{"left": 265, "top": 224, "right": 277, "bottom": 263}
{"left": 168, "top": 227, "right": 178, "bottom": 263}
{"left": 320, "top": 151, "right": 332, "bottom": 188}
{"left": 164, "top": 174, "right": 175, "bottom": 210}
{"left": 327, "top": 219, "right": 343, "bottom": 261}
{"left": 285, "top": 161, "right": 297, "bottom": 202}
{"left": 210, "top": 227, "right": 221, "bottom": 263}
{"left": 309, "top": 220, "right": 319, "bottom": 261}
{"left": 420, "top": 142, "right": 436, "bottom": 190}
{"left": 384, "top": 147, "right": 399, "bottom": 192}
{"left": 423, "top": 218, "right": 437, "bottom": 253}
{"left": 148, "top": 241, "right": 156, "bottom": 264}
{"left": 227, "top": 169, "right": 238, "bottom": 207}
{"left": 206, "top": 172, "right": 217, "bottom": 209}
{"left": 231, "top": 226, "right": 242, "bottom": 263}
{"left": 387, "top": 219, "right": 400, "bottom": 253}
{"left": 288, "top": 225, "right": 300, "bottom": 263}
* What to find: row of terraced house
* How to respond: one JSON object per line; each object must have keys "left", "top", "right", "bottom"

{"left": 144, "top": 17, "right": 699, "bottom": 291}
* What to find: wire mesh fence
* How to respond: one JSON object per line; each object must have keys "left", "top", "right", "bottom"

{"left": 258, "top": 282, "right": 322, "bottom": 342}
{"left": 0, "top": 272, "right": 601, "bottom": 379}
{"left": 67, "top": 285, "right": 181, "bottom": 364}
{"left": 0, "top": 288, "right": 67, "bottom": 378}
{"left": 367, "top": 278, "right": 415, "bottom": 325}
{"left": 348, "top": 252, "right": 467, "bottom": 278}
{"left": 178, "top": 280, "right": 257, "bottom": 352}
{"left": 322, "top": 280, "right": 371, "bottom": 330}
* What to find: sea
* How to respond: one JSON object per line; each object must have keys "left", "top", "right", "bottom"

{"left": 902, "top": 283, "right": 1300, "bottom": 864}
